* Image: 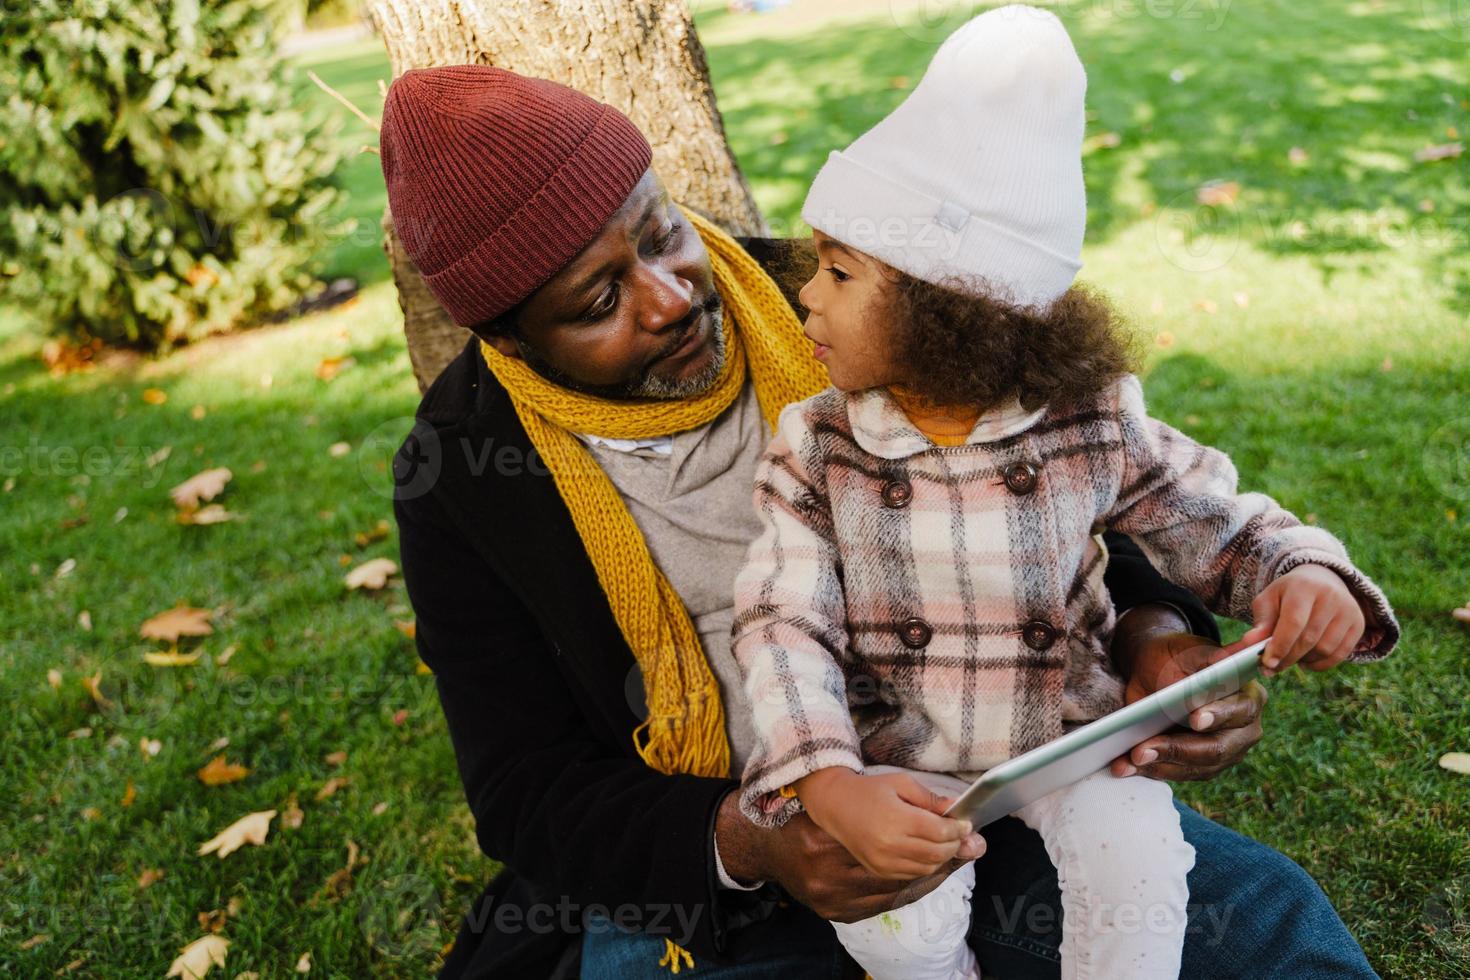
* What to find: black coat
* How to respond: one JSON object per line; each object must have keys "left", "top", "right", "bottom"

{"left": 392, "top": 238, "right": 1219, "bottom": 979}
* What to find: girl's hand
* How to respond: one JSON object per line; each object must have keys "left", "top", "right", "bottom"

{"left": 1250, "top": 564, "right": 1366, "bottom": 676}
{"left": 793, "top": 768, "right": 980, "bottom": 880}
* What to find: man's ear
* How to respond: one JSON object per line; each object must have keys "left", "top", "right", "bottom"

{"left": 478, "top": 333, "right": 522, "bottom": 359}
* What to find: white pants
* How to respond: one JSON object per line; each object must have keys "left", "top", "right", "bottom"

{"left": 831, "top": 765, "right": 1196, "bottom": 980}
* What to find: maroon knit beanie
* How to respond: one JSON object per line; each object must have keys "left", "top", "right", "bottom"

{"left": 379, "top": 65, "right": 653, "bottom": 328}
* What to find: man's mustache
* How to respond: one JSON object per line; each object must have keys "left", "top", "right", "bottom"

{"left": 652, "top": 291, "right": 722, "bottom": 362}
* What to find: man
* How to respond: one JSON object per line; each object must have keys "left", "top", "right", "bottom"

{"left": 380, "top": 65, "right": 1378, "bottom": 978}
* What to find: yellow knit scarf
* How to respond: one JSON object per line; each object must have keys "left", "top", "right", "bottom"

{"left": 479, "top": 206, "right": 828, "bottom": 783}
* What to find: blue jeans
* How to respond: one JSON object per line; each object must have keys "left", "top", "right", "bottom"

{"left": 579, "top": 799, "right": 1379, "bottom": 979}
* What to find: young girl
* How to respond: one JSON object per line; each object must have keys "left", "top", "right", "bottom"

{"left": 730, "top": 7, "right": 1399, "bottom": 979}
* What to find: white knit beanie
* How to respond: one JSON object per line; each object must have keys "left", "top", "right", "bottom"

{"left": 801, "top": 4, "right": 1087, "bottom": 310}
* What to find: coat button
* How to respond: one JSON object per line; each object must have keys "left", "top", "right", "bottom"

{"left": 880, "top": 478, "right": 913, "bottom": 509}
{"left": 1003, "top": 461, "right": 1040, "bottom": 496}
{"left": 898, "top": 617, "right": 933, "bottom": 649}
{"left": 1021, "top": 619, "right": 1059, "bottom": 651}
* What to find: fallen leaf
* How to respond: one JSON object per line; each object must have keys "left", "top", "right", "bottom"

{"left": 56, "top": 957, "right": 85, "bottom": 974}
{"left": 216, "top": 644, "right": 238, "bottom": 666}
{"left": 77, "top": 610, "right": 92, "bottom": 631}
{"left": 295, "top": 951, "right": 312, "bottom": 973}
{"left": 55, "top": 558, "right": 76, "bottom": 579}
{"left": 392, "top": 709, "right": 409, "bottom": 727}
{"left": 1194, "top": 299, "right": 1218, "bottom": 314}
{"left": 82, "top": 671, "right": 113, "bottom": 712}
{"left": 315, "top": 777, "right": 349, "bottom": 801}
{"left": 169, "top": 468, "right": 232, "bottom": 510}
{"left": 355, "top": 519, "right": 391, "bottom": 548}
{"left": 166, "top": 934, "right": 229, "bottom": 979}
{"left": 140, "top": 606, "right": 213, "bottom": 642}
{"left": 197, "top": 810, "right": 276, "bottom": 858}
{"left": 140, "top": 737, "right": 163, "bottom": 758}
{"left": 185, "top": 264, "right": 219, "bottom": 288}
{"left": 282, "top": 797, "right": 305, "bottom": 830}
{"left": 1287, "top": 146, "right": 1309, "bottom": 165}
{"left": 142, "top": 388, "right": 168, "bottom": 405}
{"left": 137, "top": 868, "right": 164, "bottom": 889}
{"left": 197, "top": 756, "right": 250, "bottom": 787}
{"left": 197, "top": 907, "right": 227, "bottom": 934}
{"left": 372, "top": 801, "right": 388, "bottom": 816}
{"left": 121, "top": 780, "right": 136, "bottom": 808}
{"left": 1155, "top": 331, "right": 1176, "bottom": 349}
{"left": 144, "top": 648, "right": 203, "bottom": 667}
{"left": 176, "top": 504, "right": 239, "bottom": 526}
{"left": 394, "top": 620, "right": 416, "bottom": 639}
{"left": 1195, "top": 180, "right": 1240, "bottom": 206}
{"left": 1440, "top": 752, "right": 1470, "bottom": 774}
{"left": 47, "top": 668, "right": 62, "bottom": 689}
{"left": 190, "top": 404, "right": 207, "bottom": 420}
{"left": 68, "top": 727, "right": 93, "bottom": 740}
{"left": 146, "top": 446, "right": 172, "bottom": 468}
{"left": 1413, "top": 142, "right": 1463, "bottom": 163}
{"left": 328, "top": 441, "right": 351, "bottom": 458}
{"left": 324, "top": 750, "right": 348, "bottom": 766}
{"left": 80, "top": 806, "right": 100, "bottom": 821}
{"left": 20, "top": 933, "right": 50, "bottom": 950}
{"left": 416, "top": 660, "right": 433, "bottom": 676}
{"left": 1083, "top": 131, "right": 1121, "bottom": 154}
{"left": 1452, "top": 606, "right": 1470, "bottom": 624}
{"left": 345, "top": 558, "right": 397, "bottom": 591}
{"left": 316, "top": 840, "right": 361, "bottom": 902}
{"left": 316, "top": 356, "right": 356, "bottom": 382}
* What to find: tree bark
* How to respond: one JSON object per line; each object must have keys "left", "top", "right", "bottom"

{"left": 364, "top": 0, "right": 765, "bottom": 392}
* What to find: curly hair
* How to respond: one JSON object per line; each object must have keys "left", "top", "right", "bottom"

{"left": 881, "top": 270, "right": 1142, "bottom": 411}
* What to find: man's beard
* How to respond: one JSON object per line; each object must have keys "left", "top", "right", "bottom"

{"left": 515, "top": 298, "right": 727, "bottom": 401}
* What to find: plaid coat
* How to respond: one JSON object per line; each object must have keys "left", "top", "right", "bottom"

{"left": 731, "top": 375, "right": 1399, "bottom": 828}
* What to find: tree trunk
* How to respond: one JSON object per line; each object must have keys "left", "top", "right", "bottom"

{"left": 364, "top": 0, "right": 765, "bottom": 392}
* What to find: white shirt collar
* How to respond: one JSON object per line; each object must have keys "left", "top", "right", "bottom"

{"left": 845, "top": 387, "right": 1048, "bottom": 460}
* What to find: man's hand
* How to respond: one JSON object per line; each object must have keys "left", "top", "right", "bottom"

{"left": 1107, "top": 629, "right": 1269, "bottom": 782}
{"left": 713, "top": 790, "right": 983, "bottom": 923}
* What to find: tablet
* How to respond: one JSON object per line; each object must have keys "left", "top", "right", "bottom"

{"left": 943, "top": 639, "right": 1269, "bottom": 829}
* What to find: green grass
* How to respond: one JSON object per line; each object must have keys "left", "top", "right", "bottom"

{"left": 4, "top": 1, "right": 1469, "bottom": 975}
